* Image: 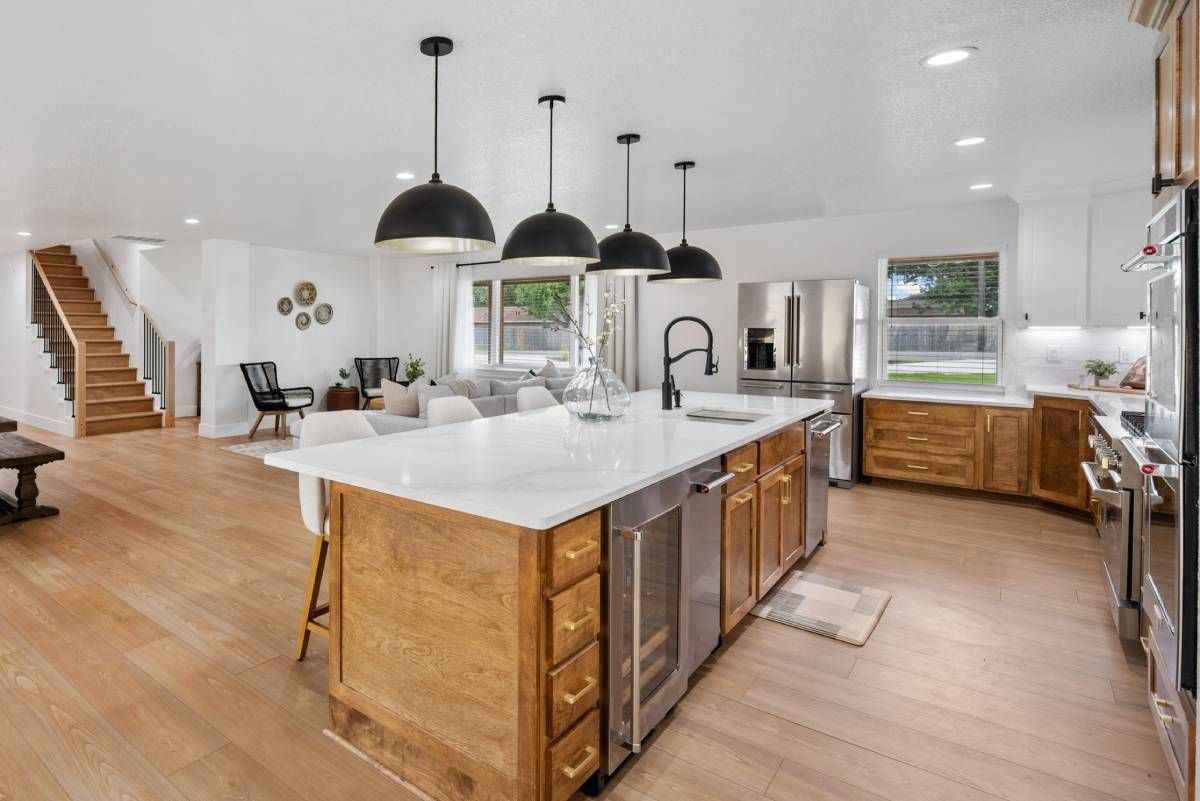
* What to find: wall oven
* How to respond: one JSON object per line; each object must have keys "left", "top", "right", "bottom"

{"left": 600, "top": 459, "right": 728, "bottom": 779}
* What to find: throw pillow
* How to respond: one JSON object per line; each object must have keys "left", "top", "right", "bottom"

{"left": 417, "top": 384, "right": 454, "bottom": 418}
{"left": 492, "top": 376, "right": 547, "bottom": 396}
{"left": 434, "top": 372, "right": 459, "bottom": 386}
{"left": 537, "top": 359, "right": 561, "bottom": 378}
{"left": 381, "top": 378, "right": 419, "bottom": 417}
{"left": 441, "top": 378, "right": 480, "bottom": 398}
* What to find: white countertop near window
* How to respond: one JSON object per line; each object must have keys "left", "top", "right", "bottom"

{"left": 265, "top": 390, "right": 832, "bottom": 530}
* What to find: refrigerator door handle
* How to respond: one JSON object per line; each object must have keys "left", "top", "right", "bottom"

{"left": 784, "top": 295, "right": 793, "bottom": 369}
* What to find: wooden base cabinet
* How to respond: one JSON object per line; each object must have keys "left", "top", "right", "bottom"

{"left": 781, "top": 455, "right": 806, "bottom": 570}
{"left": 756, "top": 466, "right": 787, "bottom": 598}
{"left": 981, "top": 407, "right": 1031, "bottom": 495}
{"left": 721, "top": 488, "right": 757, "bottom": 634}
{"left": 1030, "top": 396, "right": 1090, "bottom": 510}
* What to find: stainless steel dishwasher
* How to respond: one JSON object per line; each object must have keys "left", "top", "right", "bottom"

{"left": 804, "top": 413, "right": 842, "bottom": 557}
{"left": 599, "top": 457, "right": 732, "bottom": 781}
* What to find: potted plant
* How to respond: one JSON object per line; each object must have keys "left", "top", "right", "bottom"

{"left": 404, "top": 354, "right": 426, "bottom": 383}
{"left": 1083, "top": 359, "right": 1118, "bottom": 388}
{"left": 335, "top": 367, "right": 351, "bottom": 387}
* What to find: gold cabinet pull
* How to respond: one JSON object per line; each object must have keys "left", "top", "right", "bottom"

{"left": 906, "top": 411, "right": 930, "bottom": 416}
{"left": 986, "top": 413, "right": 992, "bottom": 433}
{"left": 562, "top": 608, "right": 595, "bottom": 632}
{"left": 562, "top": 675, "right": 597, "bottom": 705}
{"left": 781, "top": 474, "right": 791, "bottom": 505}
{"left": 561, "top": 746, "right": 597, "bottom": 780}
{"left": 730, "top": 491, "right": 754, "bottom": 508}
{"left": 732, "top": 462, "right": 756, "bottom": 474}
{"left": 906, "top": 436, "right": 929, "bottom": 442}
{"left": 906, "top": 464, "right": 929, "bottom": 470}
{"left": 563, "top": 540, "right": 598, "bottom": 560}
{"left": 1139, "top": 636, "right": 1149, "bottom": 655}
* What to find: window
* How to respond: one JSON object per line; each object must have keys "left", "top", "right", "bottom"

{"left": 880, "top": 253, "right": 1002, "bottom": 386}
{"left": 473, "top": 276, "right": 579, "bottom": 369}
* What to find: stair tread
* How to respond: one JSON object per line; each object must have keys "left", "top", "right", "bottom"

{"left": 86, "top": 411, "right": 162, "bottom": 422}
{"left": 87, "top": 381, "right": 145, "bottom": 388}
{"left": 87, "top": 366, "right": 136, "bottom": 372}
{"left": 85, "top": 396, "right": 151, "bottom": 404}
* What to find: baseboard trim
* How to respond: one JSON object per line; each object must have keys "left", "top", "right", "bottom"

{"left": 197, "top": 420, "right": 252, "bottom": 439}
{"left": 174, "top": 405, "right": 199, "bottom": 418}
{"left": 0, "top": 405, "right": 75, "bottom": 438}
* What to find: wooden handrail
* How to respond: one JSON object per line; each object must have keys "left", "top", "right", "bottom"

{"left": 91, "top": 238, "right": 137, "bottom": 308}
{"left": 29, "top": 252, "right": 86, "bottom": 437}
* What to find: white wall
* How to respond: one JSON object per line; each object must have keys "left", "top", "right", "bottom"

{"left": 0, "top": 251, "right": 74, "bottom": 434}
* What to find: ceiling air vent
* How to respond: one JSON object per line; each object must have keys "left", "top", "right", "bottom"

{"left": 110, "top": 234, "right": 166, "bottom": 245}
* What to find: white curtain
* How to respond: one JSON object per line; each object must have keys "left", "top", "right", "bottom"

{"left": 583, "top": 273, "right": 639, "bottom": 389}
{"left": 452, "top": 264, "right": 475, "bottom": 373}
{"left": 431, "top": 264, "right": 456, "bottom": 377}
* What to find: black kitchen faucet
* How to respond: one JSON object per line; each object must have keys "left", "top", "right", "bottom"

{"left": 662, "top": 316, "right": 718, "bottom": 410}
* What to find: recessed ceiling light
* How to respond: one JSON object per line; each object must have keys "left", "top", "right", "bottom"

{"left": 395, "top": 171, "right": 416, "bottom": 180}
{"left": 921, "top": 47, "right": 978, "bottom": 67}
{"left": 17, "top": 231, "right": 31, "bottom": 237}
{"left": 954, "top": 136, "right": 987, "bottom": 147}
{"left": 604, "top": 224, "right": 620, "bottom": 230}
{"left": 184, "top": 218, "right": 200, "bottom": 225}
{"left": 970, "top": 183, "right": 994, "bottom": 190}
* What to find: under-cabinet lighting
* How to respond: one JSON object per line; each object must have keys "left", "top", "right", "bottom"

{"left": 1027, "top": 325, "right": 1082, "bottom": 330}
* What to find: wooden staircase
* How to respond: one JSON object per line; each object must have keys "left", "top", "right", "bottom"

{"left": 31, "top": 245, "right": 164, "bottom": 435}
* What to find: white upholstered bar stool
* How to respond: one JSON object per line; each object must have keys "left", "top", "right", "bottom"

{"left": 517, "top": 385, "right": 558, "bottom": 411}
{"left": 427, "top": 395, "right": 482, "bottom": 427}
{"left": 294, "top": 410, "right": 378, "bottom": 660}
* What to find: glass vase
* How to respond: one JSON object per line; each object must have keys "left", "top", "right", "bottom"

{"left": 564, "top": 357, "right": 631, "bottom": 421}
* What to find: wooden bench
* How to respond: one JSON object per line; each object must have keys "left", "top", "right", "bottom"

{"left": 0, "top": 434, "right": 64, "bottom": 526}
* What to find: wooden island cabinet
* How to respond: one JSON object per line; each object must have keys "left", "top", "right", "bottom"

{"left": 1030, "top": 396, "right": 1090, "bottom": 509}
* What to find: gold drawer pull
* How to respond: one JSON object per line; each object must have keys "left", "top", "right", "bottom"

{"left": 906, "top": 436, "right": 929, "bottom": 442}
{"left": 906, "top": 411, "right": 930, "bottom": 416}
{"left": 563, "top": 540, "right": 598, "bottom": 560}
{"left": 732, "top": 462, "right": 756, "bottom": 474}
{"left": 1159, "top": 711, "right": 1180, "bottom": 726}
{"left": 562, "top": 608, "right": 595, "bottom": 632}
{"left": 1154, "top": 694, "right": 1174, "bottom": 710}
{"left": 562, "top": 675, "right": 597, "bottom": 705}
{"left": 1139, "top": 636, "right": 1149, "bottom": 655}
{"left": 781, "top": 474, "right": 791, "bottom": 505}
{"left": 906, "top": 464, "right": 929, "bottom": 470}
{"left": 730, "top": 491, "right": 754, "bottom": 508}
{"left": 561, "top": 745, "right": 597, "bottom": 780}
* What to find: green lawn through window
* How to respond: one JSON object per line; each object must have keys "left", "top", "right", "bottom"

{"left": 887, "top": 371, "right": 998, "bottom": 385}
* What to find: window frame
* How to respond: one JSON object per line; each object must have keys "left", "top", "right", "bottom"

{"left": 876, "top": 249, "right": 1007, "bottom": 390}
{"left": 473, "top": 274, "right": 581, "bottom": 371}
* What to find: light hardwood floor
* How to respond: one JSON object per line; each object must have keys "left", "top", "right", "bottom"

{"left": 0, "top": 420, "right": 1169, "bottom": 801}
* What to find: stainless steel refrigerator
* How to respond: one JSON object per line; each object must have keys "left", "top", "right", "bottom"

{"left": 736, "top": 279, "right": 870, "bottom": 486}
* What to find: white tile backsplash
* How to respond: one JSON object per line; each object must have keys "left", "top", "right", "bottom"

{"left": 1007, "top": 325, "right": 1146, "bottom": 388}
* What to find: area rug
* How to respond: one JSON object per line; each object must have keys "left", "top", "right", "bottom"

{"left": 221, "top": 438, "right": 297, "bottom": 459}
{"left": 750, "top": 571, "right": 890, "bottom": 646}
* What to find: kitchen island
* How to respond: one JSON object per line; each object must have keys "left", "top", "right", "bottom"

{"left": 265, "top": 390, "right": 832, "bottom": 801}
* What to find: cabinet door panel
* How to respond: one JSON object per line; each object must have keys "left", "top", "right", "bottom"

{"left": 1157, "top": 20, "right": 1180, "bottom": 190}
{"left": 781, "top": 456, "right": 805, "bottom": 570}
{"left": 756, "top": 470, "right": 786, "bottom": 598}
{"left": 1018, "top": 200, "right": 1089, "bottom": 327}
{"left": 1031, "top": 397, "right": 1089, "bottom": 509}
{"left": 1179, "top": 1, "right": 1197, "bottom": 183}
{"left": 981, "top": 407, "right": 1030, "bottom": 495}
{"left": 721, "top": 490, "right": 757, "bottom": 634}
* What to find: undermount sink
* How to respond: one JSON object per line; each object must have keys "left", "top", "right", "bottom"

{"left": 684, "top": 406, "right": 771, "bottom": 425}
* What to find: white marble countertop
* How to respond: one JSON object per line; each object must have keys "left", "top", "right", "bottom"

{"left": 863, "top": 384, "right": 1144, "bottom": 440}
{"left": 265, "top": 390, "right": 832, "bottom": 530}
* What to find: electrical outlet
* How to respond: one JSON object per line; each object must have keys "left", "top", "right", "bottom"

{"left": 1045, "top": 345, "right": 1061, "bottom": 363}
{"left": 1119, "top": 347, "right": 1135, "bottom": 362}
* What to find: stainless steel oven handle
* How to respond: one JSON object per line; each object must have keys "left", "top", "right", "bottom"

{"left": 810, "top": 419, "right": 843, "bottom": 439}
{"left": 692, "top": 471, "right": 735, "bottom": 494}
{"left": 617, "top": 525, "right": 644, "bottom": 754}
{"left": 1081, "top": 462, "right": 1123, "bottom": 506}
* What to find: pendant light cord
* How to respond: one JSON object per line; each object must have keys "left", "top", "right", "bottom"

{"left": 547, "top": 99, "right": 555, "bottom": 211}
{"left": 624, "top": 138, "right": 631, "bottom": 230}
{"left": 681, "top": 165, "right": 688, "bottom": 245}
{"left": 431, "top": 51, "right": 441, "bottom": 183}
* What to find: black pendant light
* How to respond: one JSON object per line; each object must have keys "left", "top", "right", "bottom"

{"left": 375, "top": 36, "right": 496, "bottom": 254}
{"left": 502, "top": 95, "right": 599, "bottom": 266}
{"left": 648, "top": 161, "right": 722, "bottom": 284}
{"left": 587, "top": 133, "right": 670, "bottom": 276}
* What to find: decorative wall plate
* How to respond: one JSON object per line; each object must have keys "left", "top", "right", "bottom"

{"left": 295, "top": 281, "right": 317, "bottom": 306}
{"left": 314, "top": 303, "right": 333, "bottom": 324}
{"left": 277, "top": 297, "right": 293, "bottom": 315}
{"left": 295, "top": 311, "right": 312, "bottom": 330}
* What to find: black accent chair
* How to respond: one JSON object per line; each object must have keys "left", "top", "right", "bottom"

{"left": 239, "top": 362, "right": 314, "bottom": 438}
{"left": 354, "top": 357, "right": 400, "bottom": 409}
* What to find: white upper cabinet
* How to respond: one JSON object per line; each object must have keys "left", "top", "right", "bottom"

{"left": 1016, "top": 187, "right": 1151, "bottom": 328}
{"left": 1017, "top": 197, "right": 1089, "bottom": 327}
{"left": 1089, "top": 190, "right": 1153, "bottom": 326}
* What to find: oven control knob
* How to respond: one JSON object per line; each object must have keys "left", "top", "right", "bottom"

{"left": 1088, "top": 435, "right": 1100, "bottom": 448}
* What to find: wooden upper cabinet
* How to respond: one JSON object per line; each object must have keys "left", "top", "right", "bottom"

{"left": 1156, "top": 14, "right": 1181, "bottom": 194}
{"left": 781, "top": 455, "right": 806, "bottom": 570}
{"left": 980, "top": 407, "right": 1030, "bottom": 495}
{"left": 1178, "top": 0, "right": 1197, "bottom": 184}
{"left": 1031, "top": 396, "right": 1090, "bottom": 509}
{"left": 721, "top": 488, "right": 757, "bottom": 634}
{"left": 756, "top": 468, "right": 787, "bottom": 599}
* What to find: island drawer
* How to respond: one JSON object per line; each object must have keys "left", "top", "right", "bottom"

{"left": 722, "top": 442, "right": 759, "bottom": 493}
{"left": 865, "top": 450, "right": 976, "bottom": 488}
{"left": 547, "top": 573, "right": 600, "bottom": 666}
{"left": 547, "top": 641, "right": 599, "bottom": 739}
{"left": 546, "top": 709, "right": 600, "bottom": 801}
{"left": 760, "top": 422, "right": 805, "bottom": 472}
{"left": 865, "top": 398, "right": 977, "bottom": 428}
{"left": 545, "top": 511, "right": 601, "bottom": 592}
{"left": 865, "top": 420, "right": 976, "bottom": 457}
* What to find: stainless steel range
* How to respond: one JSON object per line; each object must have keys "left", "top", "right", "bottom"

{"left": 1082, "top": 412, "right": 1145, "bottom": 640}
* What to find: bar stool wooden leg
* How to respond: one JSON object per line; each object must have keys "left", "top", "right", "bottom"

{"left": 248, "top": 412, "right": 265, "bottom": 439}
{"left": 295, "top": 534, "right": 330, "bottom": 661}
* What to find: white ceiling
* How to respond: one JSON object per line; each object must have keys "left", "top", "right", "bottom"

{"left": 2, "top": 0, "right": 1161, "bottom": 257}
